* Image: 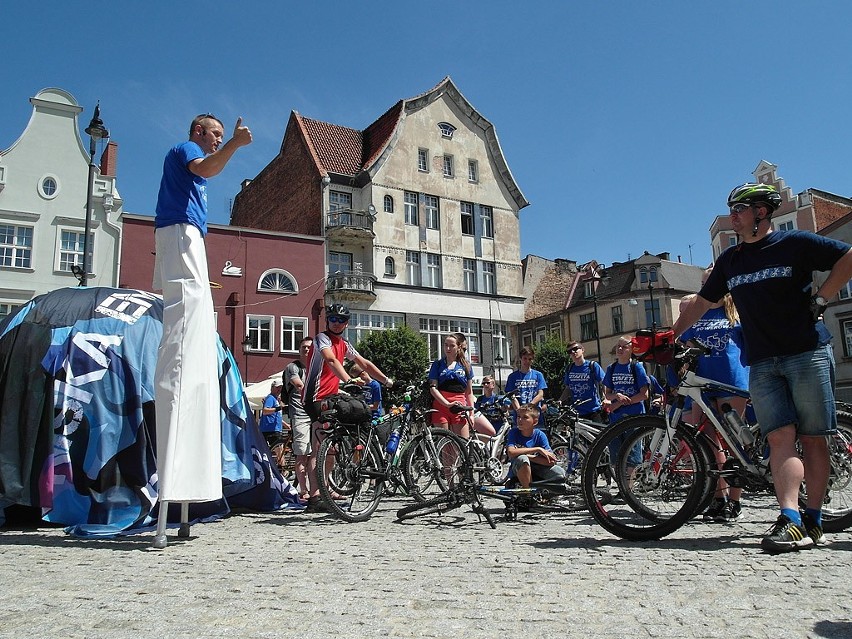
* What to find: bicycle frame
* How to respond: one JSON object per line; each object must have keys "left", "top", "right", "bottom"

{"left": 671, "top": 370, "right": 759, "bottom": 469}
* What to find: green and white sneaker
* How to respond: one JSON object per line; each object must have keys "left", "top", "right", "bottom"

{"left": 761, "top": 514, "right": 814, "bottom": 553}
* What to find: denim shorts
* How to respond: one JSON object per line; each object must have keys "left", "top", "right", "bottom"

{"left": 748, "top": 344, "right": 837, "bottom": 437}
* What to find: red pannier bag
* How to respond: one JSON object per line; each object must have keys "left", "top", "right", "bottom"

{"left": 632, "top": 328, "right": 676, "bottom": 366}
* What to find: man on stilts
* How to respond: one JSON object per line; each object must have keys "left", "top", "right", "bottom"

{"left": 151, "top": 113, "right": 252, "bottom": 548}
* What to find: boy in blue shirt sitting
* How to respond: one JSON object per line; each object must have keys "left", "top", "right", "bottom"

{"left": 506, "top": 404, "right": 566, "bottom": 488}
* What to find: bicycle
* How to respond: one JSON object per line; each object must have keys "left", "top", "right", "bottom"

{"left": 396, "top": 405, "right": 614, "bottom": 526}
{"left": 315, "top": 383, "right": 465, "bottom": 522}
{"left": 262, "top": 427, "right": 296, "bottom": 479}
{"left": 543, "top": 400, "right": 610, "bottom": 496}
{"left": 581, "top": 339, "right": 852, "bottom": 541}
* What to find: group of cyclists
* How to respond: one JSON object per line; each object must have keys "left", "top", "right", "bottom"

{"left": 262, "top": 182, "right": 852, "bottom": 554}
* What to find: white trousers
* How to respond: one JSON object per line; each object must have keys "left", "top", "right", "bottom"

{"left": 153, "top": 224, "right": 222, "bottom": 502}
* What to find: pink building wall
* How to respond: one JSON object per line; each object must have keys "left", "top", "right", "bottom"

{"left": 120, "top": 215, "right": 326, "bottom": 384}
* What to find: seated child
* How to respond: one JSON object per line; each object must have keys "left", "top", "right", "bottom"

{"left": 506, "top": 403, "right": 566, "bottom": 488}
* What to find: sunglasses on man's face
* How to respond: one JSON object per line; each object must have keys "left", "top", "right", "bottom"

{"left": 328, "top": 316, "right": 348, "bottom": 324}
{"left": 569, "top": 346, "right": 582, "bottom": 353}
{"left": 729, "top": 203, "right": 753, "bottom": 215}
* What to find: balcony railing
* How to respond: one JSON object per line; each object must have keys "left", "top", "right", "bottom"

{"left": 325, "top": 271, "right": 377, "bottom": 299}
{"left": 326, "top": 209, "right": 375, "bottom": 236}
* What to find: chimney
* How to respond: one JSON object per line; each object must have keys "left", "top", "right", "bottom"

{"left": 100, "top": 141, "right": 118, "bottom": 177}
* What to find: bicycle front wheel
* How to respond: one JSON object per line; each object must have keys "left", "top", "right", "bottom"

{"left": 317, "top": 430, "right": 384, "bottom": 522}
{"left": 581, "top": 416, "right": 707, "bottom": 541}
{"left": 401, "top": 428, "right": 467, "bottom": 501}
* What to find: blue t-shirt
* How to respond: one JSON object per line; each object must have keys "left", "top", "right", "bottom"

{"left": 259, "top": 393, "right": 282, "bottom": 433}
{"left": 362, "top": 379, "right": 384, "bottom": 418}
{"left": 505, "top": 369, "right": 547, "bottom": 405}
{"left": 155, "top": 140, "right": 208, "bottom": 235}
{"left": 679, "top": 306, "right": 749, "bottom": 389}
{"left": 562, "top": 360, "right": 605, "bottom": 414}
{"left": 603, "top": 360, "right": 650, "bottom": 423}
{"left": 506, "top": 427, "right": 552, "bottom": 452}
{"left": 700, "top": 230, "right": 849, "bottom": 364}
{"left": 428, "top": 358, "right": 472, "bottom": 393}
{"left": 505, "top": 368, "right": 547, "bottom": 425}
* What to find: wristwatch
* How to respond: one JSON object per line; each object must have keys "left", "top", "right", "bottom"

{"left": 811, "top": 294, "right": 828, "bottom": 322}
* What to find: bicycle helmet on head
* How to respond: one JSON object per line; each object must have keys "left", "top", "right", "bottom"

{"left": 727, "top": 183, "right": 782, "bottom": 211}
{"left": 325, "top": 303, "right": 350, "bottom": 320}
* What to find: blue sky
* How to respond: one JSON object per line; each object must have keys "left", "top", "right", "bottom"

{"left": 3, "top": 2, "right": 850, "bottom": 271}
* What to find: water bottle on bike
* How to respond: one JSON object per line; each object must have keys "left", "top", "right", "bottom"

{"left": 721, "top": 402, "right": 755, "bottom": 446}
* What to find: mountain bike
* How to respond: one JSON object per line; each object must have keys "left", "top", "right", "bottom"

{"left": 581, "top": 340, "right": 852, "bottom": 541}
{"left": 543, "top": 400, "right": 610, "bottom": 495}
{"left": 395, "top": 406, "right": 614, "bottom": 526}
{"left": 316, "top": 383, "right": 464, "bottom": 522}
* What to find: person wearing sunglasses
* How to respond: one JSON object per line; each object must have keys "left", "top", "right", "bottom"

{"left": 301, "top": 304, "right": 393, "bottom": 511}
{"left": 674, "top": 182, "right": 852, "bottom": 553}
{"left": 558, "top": 342, "right": 607, "bottom": 423}
{"left": 151, "top": 113, "right": 252, "bottom": 519}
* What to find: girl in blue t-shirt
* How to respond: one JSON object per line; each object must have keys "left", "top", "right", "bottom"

{"left": 679, "top": 267, "right": 750, "bottom": 523}
{"left": 603, "top": 337, "right": 650, "bottom": 467}
{"left": 428, "top": 332, "right": 476, "bottom": 438}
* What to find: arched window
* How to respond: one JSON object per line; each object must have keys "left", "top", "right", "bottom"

{"left": 258, "top": 268, "right": 298, "bottom": 293}
{"left": 384, "top": 256, "right": 396, "bottom": 276}
{"left": 437, "top": 122, "right": 456, "bottom": 139}
{"left": 383, "top": 195, "right": 394, "bottom": 213}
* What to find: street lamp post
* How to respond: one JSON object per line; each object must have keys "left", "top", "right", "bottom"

{"left": 589, "top": 265, "right": 610, "bottom": 363}
{"left": 78, "top": 103, "right": 109, "bottom": 287}
{"left": 494, "top": 354, "right": 504, "bottom": 392}
{"left": 242, "top": 334, "right": 252, "bottom": 382}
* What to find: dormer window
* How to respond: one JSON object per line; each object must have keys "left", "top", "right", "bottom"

{"left": 639, "top": 266, "right": 658, "bottom": 284}
{"left": 437, "top": 122, "right": 456, "bottom": 139}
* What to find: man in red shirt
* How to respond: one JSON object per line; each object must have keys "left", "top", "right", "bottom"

{"left": 302, "top": 304, "right": 393, "bottom": 511}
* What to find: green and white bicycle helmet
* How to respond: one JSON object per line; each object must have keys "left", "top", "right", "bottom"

{"left": 727, "top": 183, "right": 782, "bottom": 211}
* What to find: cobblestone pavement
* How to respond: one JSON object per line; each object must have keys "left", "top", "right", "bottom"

{"left": 1, "top": 495, "right": 850, "bottom": 639}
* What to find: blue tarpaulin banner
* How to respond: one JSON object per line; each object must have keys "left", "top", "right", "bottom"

{"left": 0, "top": 287, "right": 300, "bottom": 536}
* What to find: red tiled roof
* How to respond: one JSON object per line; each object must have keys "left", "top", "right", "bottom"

{"left": 296, "top": 102, "right": 403, "bottom": 177}
{"left": 299, "top": 117, "right": 363, "bottom": 175}
{"left": 363, "top": 101, "right": 403, "bottom": 168}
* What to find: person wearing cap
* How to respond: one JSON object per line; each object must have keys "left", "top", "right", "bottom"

{"left": 558, "top": 342, "right": 607, "bottom": 423}
{"left": 673, "top": 182, "right": 852, "bottom": 553}
{"left": 260, "top": 379, "right": 285, "bottom": 444}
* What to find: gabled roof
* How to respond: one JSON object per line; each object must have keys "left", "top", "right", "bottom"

{"left": 296, "top": 116, "right": 364, "bottom": 176}
{"left": 290, "top": 77, "right": 528, "bottom": 210}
